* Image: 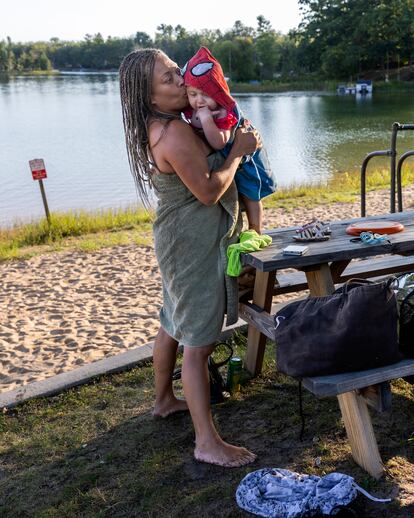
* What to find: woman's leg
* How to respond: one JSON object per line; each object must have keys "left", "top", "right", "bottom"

{"left": 182, "top": 344, "right": 256, "bottom": 467}
{"left": 152, "top": 326, "right": 188, "bottom": 417}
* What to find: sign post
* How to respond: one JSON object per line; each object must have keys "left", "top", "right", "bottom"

{"left": 29, "top": 159, "right": 51, "bottom": 225}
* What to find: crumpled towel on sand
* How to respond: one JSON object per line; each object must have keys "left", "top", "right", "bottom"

{"left": 227, "top": 229, "right": 272, "bottom": 276}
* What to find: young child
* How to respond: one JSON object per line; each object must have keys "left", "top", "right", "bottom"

{"left": 182, "top": 46, "right": 276, "bottom": 234}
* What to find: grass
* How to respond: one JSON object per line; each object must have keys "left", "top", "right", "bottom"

{"left": 4, "top": 71, "right": 414, "bottom": 91}
{"left": 263, "top": 165, "right": 414, "bottom": 211}
{"left": 231, "top": 79, "right": 414, "bottom": 94}
{"left": 231, "top": 79, "right": 339, "bottom": 93}
{"left": 374, "top": 80, "right": 414, "bottom": 92}
{"left": 2, "top": 166, "right": 414, "bottom": 262}
{"left": 0, "top": 70, "right": 61, "bottom": 78}
{"left": 0, "top": 333, "right": 413, "bottom": 517}
{"left": 0, "top": 206, "right": 154, "bottom": 261}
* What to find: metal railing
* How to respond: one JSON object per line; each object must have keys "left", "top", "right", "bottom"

{"left": 360, "top": 122, "right": 414, "bottom": 216}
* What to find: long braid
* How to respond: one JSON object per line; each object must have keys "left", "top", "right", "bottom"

{"left": 119, "top": 49, "right": 179, "bottom": 209}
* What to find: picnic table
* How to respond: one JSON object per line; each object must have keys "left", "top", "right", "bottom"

{"left": 239, "top": 211, "right": 414, "bottom": 479}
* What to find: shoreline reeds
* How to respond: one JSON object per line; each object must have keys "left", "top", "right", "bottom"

{"left": 2, "top": 165, "right": 414, "bottom": 261}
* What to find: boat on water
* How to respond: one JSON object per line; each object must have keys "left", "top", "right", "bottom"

{"left": 337, "top": 80, "right": 373, "bottom": 95}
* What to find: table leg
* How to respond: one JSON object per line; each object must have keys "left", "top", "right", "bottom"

{"left": 305, "top": 264, "right": 384, "bottom": 479}
{"left": 304, "top": 263, "right": 335, "bottom": 295}
{"left": 245, "top": 270, "right": 276, "bottom": 376}
{"left": 338, "top": 393, "right": 383, "bottom": 479}
{"left": 330, "top": 259, "right": 351, "bottom": 283}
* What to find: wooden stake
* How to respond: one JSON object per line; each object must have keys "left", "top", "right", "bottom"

{"left": 38, "top": 179, "right": 51, "bottom": 225}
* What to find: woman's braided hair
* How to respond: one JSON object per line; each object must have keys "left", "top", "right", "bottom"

{"left": 119, "top": 48, "right": 179, "bottom": 208}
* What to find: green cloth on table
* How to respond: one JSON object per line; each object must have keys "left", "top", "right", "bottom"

{"left": 227, "top": 230, "right": 272, "bottom": 276}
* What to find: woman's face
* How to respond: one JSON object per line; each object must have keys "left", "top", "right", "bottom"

{"left": 151, "top": 54, "right": 188, "bottom": 114}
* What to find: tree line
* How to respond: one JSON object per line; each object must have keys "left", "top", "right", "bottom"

{"left": 1, "top": 1, "right": 413, "bottom": 80}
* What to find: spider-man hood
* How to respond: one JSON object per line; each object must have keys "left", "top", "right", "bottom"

{"left": 182, "top": 47, "right": 236, "bottom": 112}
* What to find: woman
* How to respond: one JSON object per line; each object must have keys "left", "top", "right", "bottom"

{"left": 119, "top": 49, "right": 260, "bottom": 467}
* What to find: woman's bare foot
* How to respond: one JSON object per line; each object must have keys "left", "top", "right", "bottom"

{"left": 194, "top": 438, "right": 256, "bottom": 467}
{"left": 152, "top": 397, "right": 188, "bottom": 418}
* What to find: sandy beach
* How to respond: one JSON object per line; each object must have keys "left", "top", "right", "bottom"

{"left": 1, "top": 186, "right": 414, "bottom": 393}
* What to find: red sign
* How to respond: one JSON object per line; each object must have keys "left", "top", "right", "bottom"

{"left": 29, "top": 159, "right": 47, "bottom": 180}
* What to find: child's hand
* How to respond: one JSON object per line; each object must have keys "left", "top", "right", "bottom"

{"left": 196, "top": 106, "right": 221, "bottom": 123}
{"left": 196, "top": 106, "right": 213, "bottom": 123}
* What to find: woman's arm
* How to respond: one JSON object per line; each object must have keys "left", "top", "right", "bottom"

{"left": 158, "top": 119, "right": 260, "bottom": 206}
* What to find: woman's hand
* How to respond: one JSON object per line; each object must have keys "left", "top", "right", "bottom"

{"left": 233, "top": 122, "right": 262, "bottom": 156}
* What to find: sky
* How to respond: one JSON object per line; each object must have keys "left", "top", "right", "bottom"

{"left": 1, "top": 0, "right": 302, "bottom": 42}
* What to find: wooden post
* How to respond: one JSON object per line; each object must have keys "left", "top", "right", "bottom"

{"left": 359, "top": 382, "right": 392, "bottom": 413}
{"left": 330, "top": 259, "right": 351, "bottom": 283}
{"left": 29, "top": 159, "right": 51, "bottom": 226}
{"left": 245, "top": 269, "right": 276, "bottom": 376}
{"left": 338, "top": 392, "right": 383, "bottom": 479}
{"left": 304, "top": 264, "right": 335, "bottom": 295}
{"left": 305, "top": 263, "right": 384, "bottom": 479}
{"left": 38, "top": 179, "right": 51, "bottom": 225}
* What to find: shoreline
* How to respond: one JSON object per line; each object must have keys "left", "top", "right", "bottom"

{"left": 3, "top": 71, "right": 414, "bottom": 93}
{"left": 3, "top": 167, "right": 414, "bottom": 260}
{"left": 1, "top": 185, "right": 414, "bottom": 393}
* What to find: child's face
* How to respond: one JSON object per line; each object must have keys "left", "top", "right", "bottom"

{"left": 186, "top": 86, "right": 218, "bottom": 111}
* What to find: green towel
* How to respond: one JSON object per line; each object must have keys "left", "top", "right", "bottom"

{"left": 227, "top": 230, "right": 272, "bottom": 276}
{"left": 151, "top": 151, "right": 243, "bottom": 346}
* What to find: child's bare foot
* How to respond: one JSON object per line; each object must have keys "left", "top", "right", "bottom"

{"left": 194, "top": 438, "right": 256, "bottom": 467}
{"left": 152, "top": 397, "right": 188, "bottom": 418}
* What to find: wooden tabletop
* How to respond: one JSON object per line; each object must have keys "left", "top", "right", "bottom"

{"left": 242, "top": 211, "right": 414, "bottom": 271}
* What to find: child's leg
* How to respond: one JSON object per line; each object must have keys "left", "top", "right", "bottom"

{"left": 240, "top": 195, "right": 263, "bottom": 234}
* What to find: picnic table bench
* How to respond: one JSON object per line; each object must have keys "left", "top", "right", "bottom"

{"left": 238, "top": 211, "right": 414, "bottom": 479}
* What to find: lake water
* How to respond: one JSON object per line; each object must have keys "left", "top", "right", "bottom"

{"left": 1, "top": 73, "right": 414, "bottom": 227}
